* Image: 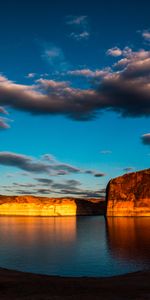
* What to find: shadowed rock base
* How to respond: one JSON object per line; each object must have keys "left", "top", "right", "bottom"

{"left": 106, "top": 169, "right": 150, "bottom": 216}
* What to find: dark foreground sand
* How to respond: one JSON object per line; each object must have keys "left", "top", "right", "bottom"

{"left": 0, "top": 268, "right": 149, "bottom": 300}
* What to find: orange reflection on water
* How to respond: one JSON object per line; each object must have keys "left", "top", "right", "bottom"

{"left": 106, "top": 217, "right": 150, "bottom": 261}
{"left": 0, "top": 216, "right": 77, "bottom": 247}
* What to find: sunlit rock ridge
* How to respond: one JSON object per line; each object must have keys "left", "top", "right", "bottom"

{"left": 0, "top": 196, "right": 105, "bottom": 216}
{"left": 106, "top": 169, "right": 150, "bottom": 216}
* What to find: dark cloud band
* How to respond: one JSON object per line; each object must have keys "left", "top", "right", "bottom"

{"left": 0, "top": 52, "right": 150, "bottom": 121}
{"left": 141, "top": 133, "right": 150, "bottom": 145}
{"left": 0, "top": 151, "right": 104, "bottom": 177}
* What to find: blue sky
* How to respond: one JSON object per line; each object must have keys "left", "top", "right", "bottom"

{"left": 0, "top": 0, "right": 150, "bottom": 197}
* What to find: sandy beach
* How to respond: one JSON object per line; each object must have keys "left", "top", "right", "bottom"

{"left": 0, "top": 268, "right": 149, "bottom": 300}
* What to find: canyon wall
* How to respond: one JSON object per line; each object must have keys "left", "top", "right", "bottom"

{"left": 106, "top": 169, "right": 150, "bottom": 216}
{"left": 0, "top": 196, "right": 105, "bottom": 216}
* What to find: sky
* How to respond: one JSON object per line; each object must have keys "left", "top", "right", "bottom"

{"left": 0, "top": 0, "right": 150, "bottom": 198}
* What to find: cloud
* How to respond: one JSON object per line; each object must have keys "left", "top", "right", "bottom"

{"left": 66, "top": 15, "right": 90, "bottom": 41}
{"left": 4, "top": 186, "right": 105, "bottom": 198}
{"left": 0, "top": 152, "right": 51, "bottom": 173}
{"left": 0, "top": 177, "right": 105, "bottom": 198}
{"left": 0, "top": 151, "right": 102, "bottom": 176}
{"left": 41, "top": 154, "right": 56, "bottom": 162}
{"left": 35, "top": 178, "right": 54, "bottom": 185}
{"left": 106, "top": 47, "right": 122, "bottom": 57}
{"left": 55, "top": 170, "right": 68, "bottom": 175}
{"left": 0, "top": 105, "right": 11, "bottom": 129}
{"left": 51, "top": 179, "right": 81, "bottom": 190}
{"left": 36, "top": 78, "right": 68, "bottom": 90}
{"left": 13, "top": 182, "right": 36, "bottom": 188}
{"left": 100, "top": 150, "right": 112, "bottom": 154}
{"left": 0, "top": 75, "right": 100, "bottom": 121}
{"left": 66, "top": 15, "right": 88, "bottom": 26}
{"left": 3, "top": 179, "right": 80, "bottom": 191}
{"left": 142, "top": 30, "right": 150, "bottom": 41}
{"left": 141, "top": 133, "right": 150, "bottom": 145}
{"left": 0, "top": 106, "right": 8, "bottom": 114}
{"left": 84, "top": 170, "right": 105, "bottom": 177}
{"left": 42, "top": 44, "right": 70, "bottom": 71}
{"left": 1, "top": 46, "right": 150, "bottom": 121}
{"left": 67, "top": 68, "right": 110, "bottom": 78}
{"left": 34, "top": 178, "right": 81, "bottom": 191}
{"left": 70, "top": 31, "right": 90, "bottom": 41}
{"left": 52, "top": 163, "right": 80, "bottom": 173}
{"left": 26, "top": 73, "right": 36, "bottom": 79}
{"left": 123, "top": 167, "right": 134, "bottom": 172}
{"left": 0, "top": 152, "right": 79, "bottom": 175}
{"left": 94, "top": 173, "right": 106, "bottom": 177}
{"left": 98, "top": 50, "right": 150, "bottom": 118}
{"left": 59, "top": 188, "right": 105, "bottom": 198}
{"left": 0, "top": 118, "right": 10, "bottom": 129}
{"left": 114, "top": 48, "right": 149, "bottom": 68}
{"left": 5, "top": 171, "right": 30, "bottom": 178}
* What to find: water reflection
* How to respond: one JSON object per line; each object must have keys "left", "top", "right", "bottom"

{"left": 0, "top": 216, "right": 149, "bottom": 276}
{"left": 0, "top": 216, "right": 77, "bottom": 245}
{"left": 106, "top": 217, "right": 150, "bottom": 263}
{"left": 0, "top": 216, "right": 77, "bottom": 275}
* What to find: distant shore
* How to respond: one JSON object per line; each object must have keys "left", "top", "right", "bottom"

{"left": 0, "top": 268, "right": 149, "bottom": 299}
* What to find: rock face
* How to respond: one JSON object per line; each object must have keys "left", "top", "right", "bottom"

{"left": 106, "top": 169, "right": 150, "bottom": 216}
{"left": 0, "top": 196, "right": 105, "bottom": 216}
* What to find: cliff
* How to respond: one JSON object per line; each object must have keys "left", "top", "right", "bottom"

{"left": 106, "top": 169, "right": 150, "bottom": 216}
{"left": 0, "top": 196, "right": 105, "bottom": 216}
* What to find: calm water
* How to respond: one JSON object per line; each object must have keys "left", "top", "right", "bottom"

{"left": 0, "top": 216, "right": 149, "bottom": 277}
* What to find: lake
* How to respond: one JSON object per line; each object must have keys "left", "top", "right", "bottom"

{"left": 0, "top": 216, "right": 149, "bottom": 277}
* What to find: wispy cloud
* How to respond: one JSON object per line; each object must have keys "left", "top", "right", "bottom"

{"left": 0, "top": 174, "right": 105, "bottom": 198}
{"left": 67, "top": 68, "right": 110, "bottom": 78}
{"left": 26, "top": 73, "right": 36, "bottom": 79}
{"left": 0, "top": 151, "right": 105, "bottom": 177}
{"left": 0, "top": 118, "right": 11, "bottom": 129}
{"left": 41, "top": 44, "right": 70, "bottom": 71}
{"left": 58, "top": 187, "right": 105, "bottom": 198}
{"left": 70, "top": 31, "right": 90, "bottom": 41}
{"left": 123, "top": 167, "right": 135, "bottom": 172}
{"left": 0, "top": 152, "right": 79, "bottom": 175}
{"left": 0, "top": 107, "right": 11, "bottom": 129}
{"left": 0, "top": 183, "right": 105, "bottom": 198}
{"left": 35, "top": 178, "right": 54, "bottom": 185}
{"left": 84, "top": 170, "right": 105, "bottom": 176}
{"left": 141, "top": 29, "right": 150, "bottom": 41}
{"left": 66, "top": 15, "right": 90, "bottom": 41}
{"left": 0, "top": 106, "right": 8, "bottom": 114}
{"left": 66, "top": 15, "right": 88, "bottom": 26}
{"left": 100, "top": 150, "right": 112, "bottom": 154}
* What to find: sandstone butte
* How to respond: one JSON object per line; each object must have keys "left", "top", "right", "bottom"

{"left": 106, "top": 168, "right": 150, "bottom": 216}
{"left": 0, "top": 196, "right": 105, "bottom": 216}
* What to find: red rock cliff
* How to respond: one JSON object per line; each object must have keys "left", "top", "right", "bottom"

{"left": 106, "top": 169, "right": 150, "bottom": 216}
{"left": 0, "top": 196, "right": 105, "bottom": 216}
